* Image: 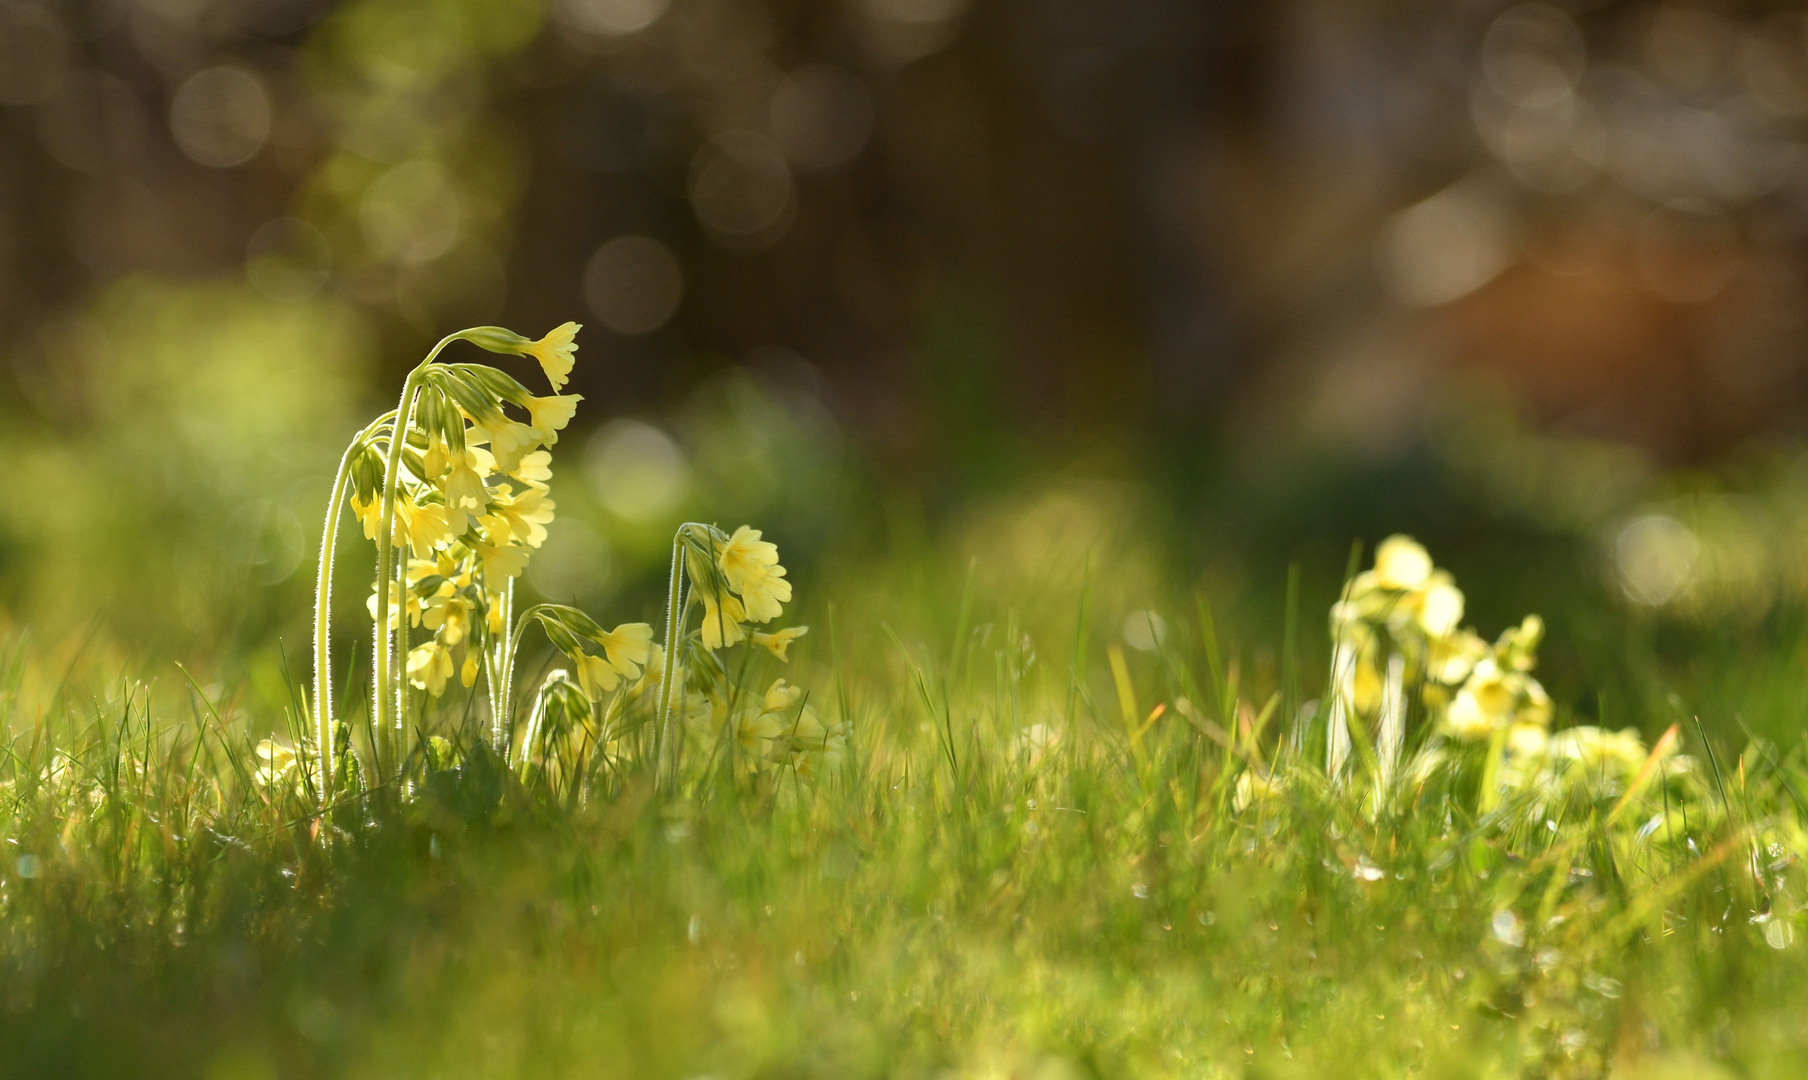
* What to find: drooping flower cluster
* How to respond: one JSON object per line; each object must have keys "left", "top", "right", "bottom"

{"left": 308, "top": 321, "right": 830, "bottom": 801}
{"left": 1327, "top": 536, "right": 1555, "bottom": 767}
{"left": 1318, "top": 535, "right": 1691, "bottom": 819}
{"left": 333, "top": 325, "right": 652, "bottom": 707}
{"left": 656, "top": 522, "right": 835, "bottom": 780}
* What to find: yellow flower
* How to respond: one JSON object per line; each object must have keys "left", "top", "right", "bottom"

{"left": 351, "top": 491, "right": 408, "bottom": 548}
{"left": 733, "top": 709, "right": 783, "bottom": 757}
{"left": 367, "top": 580, "right": 421, "bottom": 630}
{"left": 512, "top": 450, "right": 552, "bottom": 489}
{"left": 255, "top": 738, "right": 298, "bottom": 782}
{"left": 574, "top": 651, "right": 620, "bottom": 699}
{"left": 460, "top": 651, "right": 479, "bottom": 688}
{"left": 399, "top": 499, "right": 453, "bottom": 559}
{"left": 524, "top": 321, "right": 580, "bottom": 392}
{"left": 715, "top": 527, "right": 792, "bottom": 624}
{"left": 486, "top": 485, "right": 556, "bottom": 549}
{"left": 791, "top": 743, "right": 841, "bottom": 782}
{"left": 1443, "top": 658, "right": 1544, "bottom": 740}
{"left": 1517, "top": 678, "right": 1552, "bottom": 727}
{"left": 750, "top": 625, "right": 808, "bottom": 662}
{"left": 595, "top": 622, "right": 653, "bottom": 679}
{"left": 1426, "top": 629, "right": 1487, "bottom": 685}
{"left": 421, "top": 435, "right": 453, "bottom": 480}
{"left": 1549, "top": 726, "right": 1650, "bottom": 776}
{"left": 468, "top": 416, "right": 543, "bottom": 475}
{"left": 1414, "top": 571, "right": 1464, "bottom": 638}
{"left": 699, "top": 589, "right": 747, "bottom": 650}
{"left": 421, "top": 588, "right": 471, "bottom": 646}
{"left": 475, "top": 539, "right": 529, "bottom": 582}
{"left": 629, "top": 644, "right": 667, "bottom": 698}
{"left": 406, "top": 641, "right": 455, "bottom": 697}
{"left": 762, "top": 678, "right": 803, "bottom": 715}
{"left": 1373, "top": 535, "right": 1433, "bottom": 590}
{"left": 525, "top": 394, "right": 581, "bottom": 445}
{"left": 1506, "top": 721, "right": 1549, "bottom": 759}
{"left": 440, "top": 447, "right": 489, "bottom": 513}
{"left": 717, "top": 525, "right": 781, "bottom": 594}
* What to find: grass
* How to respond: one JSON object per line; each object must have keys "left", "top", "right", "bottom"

{"left": 4, "top": 543, "right": 1808, "bottom": 1080}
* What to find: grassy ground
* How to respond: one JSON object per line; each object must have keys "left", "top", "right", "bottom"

{"left": 4, "top": 539, "right": 1808, "bottom": 1080}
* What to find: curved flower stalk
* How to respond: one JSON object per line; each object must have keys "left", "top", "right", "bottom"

{"left": 310, "top": 320, "right": 816, "bottom": 806}
{"left": 311, "top": 322, "right": 584, "bottom": 798}
{"left": 650, "top": 523, "right": 816, "bottom": 788}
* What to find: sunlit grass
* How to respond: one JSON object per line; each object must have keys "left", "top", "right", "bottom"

{"left": 5, "top": 521, "right": 1808, "bottom": 1078}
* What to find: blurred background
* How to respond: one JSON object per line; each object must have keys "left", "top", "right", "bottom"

{"left": 5, "top": 0, "right": 1808, "bottom": 729}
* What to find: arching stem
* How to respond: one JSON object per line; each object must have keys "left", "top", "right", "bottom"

{"left": 311, "top": 442, "right": 356, "bottom": 809}
{"left": 372, "top": 333, "right": 460, "bottom": 782}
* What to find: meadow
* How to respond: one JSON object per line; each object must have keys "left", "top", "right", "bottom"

{"left": 3, "top": 327, "right": 1808, "bottom": 1080}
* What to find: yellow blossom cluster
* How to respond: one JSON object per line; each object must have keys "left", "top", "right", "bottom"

{"left": 1328, "top": 535, "right": 1554, "bottom": 748}
{"left": 693, "top": 526, "right": 802, "bottom": 653}
{"left": 717, "top": 678, "right": 846, "bottom": 780}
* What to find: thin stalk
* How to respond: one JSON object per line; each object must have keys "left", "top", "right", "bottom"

{"left": 395, "top": 543, "right": 410, "bottom": 775}
{"left": 654, "top": 530, "right": 689, "bottom": 788}
{"left": 310, "top": 441, "right": 357, "bottom": 808}
{"left": 371, "top": 333, "right": 460, "bottom": 779}
{"left": 500, "top": 578, "right": 515, "bottom": 761}
{"left": 311, "top": 413, "right": 393, "bottom": 809}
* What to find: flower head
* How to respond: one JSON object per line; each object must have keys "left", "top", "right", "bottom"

{"left": 512, "top": 450, "right": 552, "bottom": 489}
{"left": 526, "top": 395, "right": 581, "bottom": 445}
{"left": 407, "top": 641, "right": 455, "bottom": 697}
{"left": 1373, "top": 535, "right": 1433, "bottom": 590}
{"left": 699, "top": 589, "right": 747, "bottom": 650}
{"left": 484, "top": 484, "right": 556, "bottom": 549}
{"left": 751, "top": 625, "right": 809, "bottom": 662}
{"left": 733, "top": 709, "right": 784, "bottom": 757}
{"left": 594, "top": 622, "right": 653, "bottom": 680}
{"left": 573, "top": 651, "right": 620, "bottom": 699}
{"left": 716, "top": 526, "right": 791, "bottom": 624}
{"left": 474, "top": 539, "right": 529, "bottom": 582}
{"left": 524, "top": 322, "right": 580, "bottom": 392}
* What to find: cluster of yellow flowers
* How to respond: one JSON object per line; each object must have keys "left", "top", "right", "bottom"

{"left": 309, "top": 321, "right": 827, "bottom": 802}
{"left": 1313, "top": 535, "right": 1687, "bottom": 815}
{"left": 716, "top": 678, "right": 846, "bottom": 780}
{"left": 1328, "top": 535, "right": 1554, "bottom": 767}
{"left": 335, "top": 323, "right": 649, "bottom": 707}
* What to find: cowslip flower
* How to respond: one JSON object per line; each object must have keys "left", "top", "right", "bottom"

{"left": 421, "top": 588, "right": 471, "bottom": 645}
{"left": 594, "top": 622, "right": 653, "bottom": 679}
{"left": 699, "top": 589, "right": 747, "bottom": 650}
{"left": 524, "top": 322, "right": 580, "bottom": 392}
{"left": 574, "top": 651, "right": 620, "bottom": 699}
{"left": 512, "top": 449, "right": 552, "bottom": 488}
{"left": 407, "top": 641, "right": 455, "bottom": 697}
{"left": 716, "top": 526, "right": 791, "bottom": 624}
{"left": 484, "top": 485, "right": 556, "bottom": 549}
{"left": 751, "top": 625, "right": 808, "bottom": 662}
{"left": 467, "top": 415, "right": 543, "bottom": 475}
{"left": 1373, "top": 534, "right": 1433, "bottom": 590}
{"left": 525, "top": 395, "right": 581, "bottom": 446}
{"left": 762, "top": 678, "right": 803, "bottom": 716}
{"left": 474, "top": 538, "right": 528, "bottom": 582}
{"left": 733, "top": 709, "right": 784, "bottom": 757}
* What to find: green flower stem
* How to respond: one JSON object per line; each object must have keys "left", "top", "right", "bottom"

{"left": 311, "top": 441, "right": 357, "bottom": 809}
{"left": 395, "top": 544, "right": 410, "bottom": 772}
{"left": 654, "top": 526, "right": 697, "bottom": 789}
{"left": 498, "top": 599, "right": 566, "bottom": 759}
{"left": 312, "top": 413, "right": 394, "bottom": 811}
{"left": 372, "top": 333, "right": 461, "bottom": 781}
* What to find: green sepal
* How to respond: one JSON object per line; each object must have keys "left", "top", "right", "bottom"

{"left": 454, "top": 326, "right": 532, "bottom": 355}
